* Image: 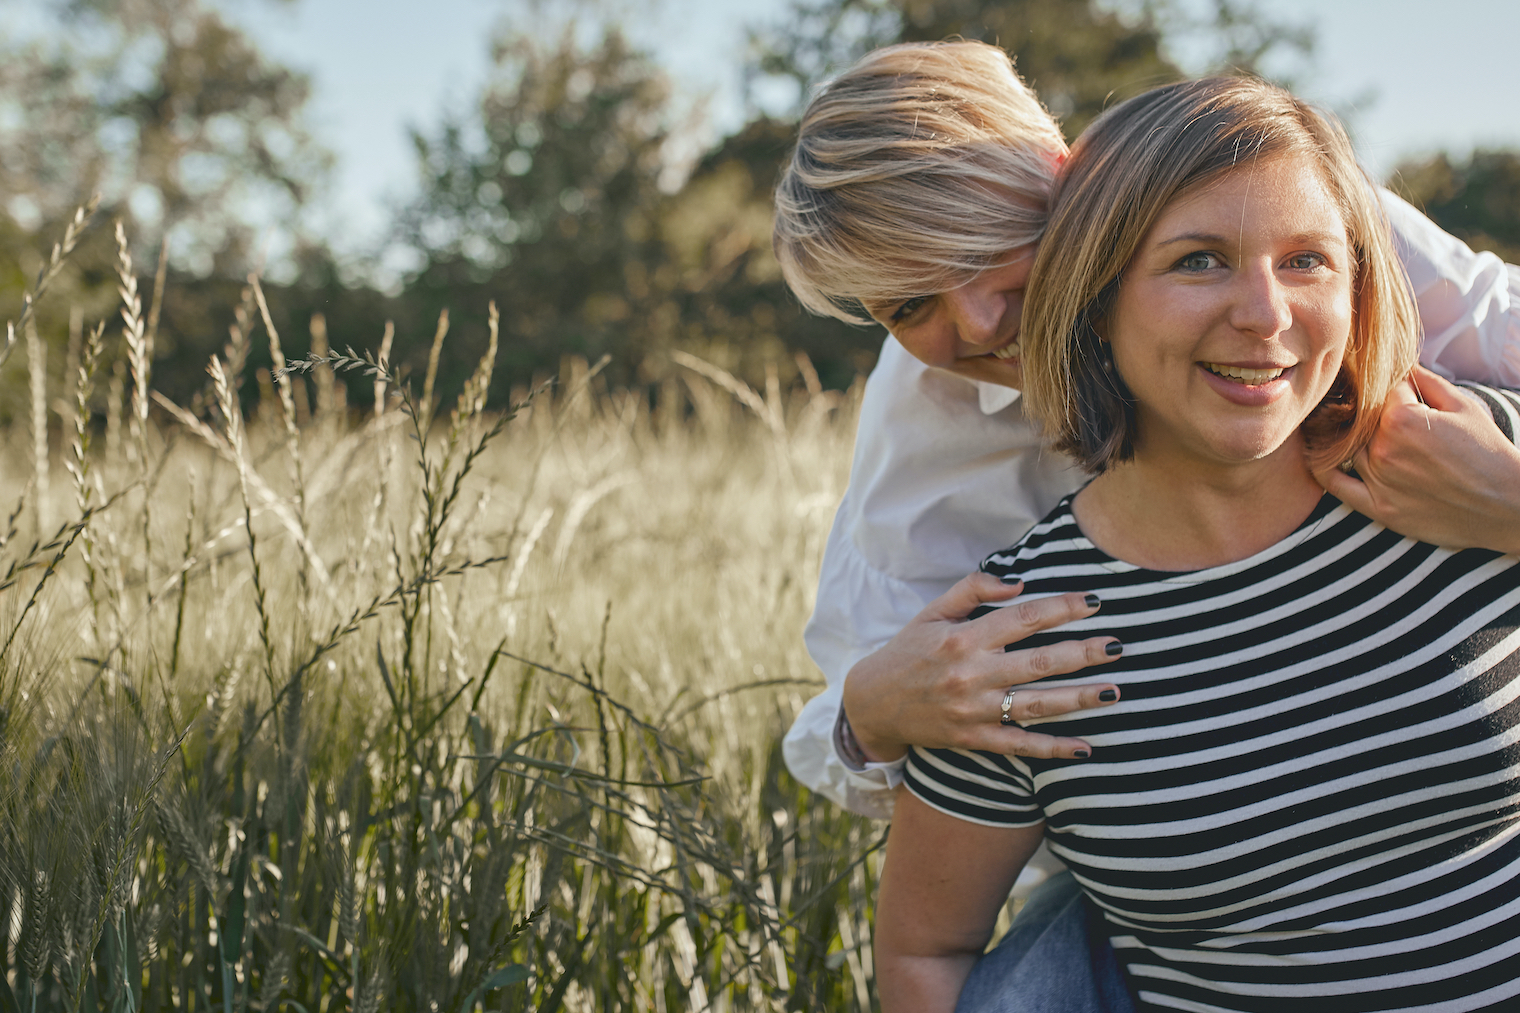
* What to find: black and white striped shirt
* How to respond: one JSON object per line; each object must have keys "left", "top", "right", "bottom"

{"left": 905, "top": 386, "right": 1520, "bottom": 1011}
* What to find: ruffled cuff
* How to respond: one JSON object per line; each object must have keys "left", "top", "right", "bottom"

{"left": 833, "top": 706, "right": 909, "bottom": 787}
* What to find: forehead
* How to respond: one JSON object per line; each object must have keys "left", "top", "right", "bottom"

{"left": 1152, "top": 154, "right": 1348, "bottom": 239}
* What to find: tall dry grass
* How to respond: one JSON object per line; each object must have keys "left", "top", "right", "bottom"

{"left": 0, "top": 215, "right": 884, "bottom": 1011}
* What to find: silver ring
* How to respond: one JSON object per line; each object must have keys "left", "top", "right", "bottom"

{"left": 1000, "top": 688, "right": 1017, "bottom": 726}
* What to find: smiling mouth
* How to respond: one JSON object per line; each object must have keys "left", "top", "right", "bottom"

{"left": 1203, "top": 362, "right": 1287, "bottom": 385}
{"left": 986, "top": 342, "right": 1020, "bottom": 361}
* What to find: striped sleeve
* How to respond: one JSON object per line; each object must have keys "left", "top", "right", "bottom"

{"left": 902, "top": 746, "right": 1044, "bottom": 828}
{"left": 1459, "top": 382, "right": 1520, "bottom": 441}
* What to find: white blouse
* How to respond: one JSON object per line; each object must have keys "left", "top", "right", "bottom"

{"left": 783, "top": 189, "right": 1520, "bottom": 820}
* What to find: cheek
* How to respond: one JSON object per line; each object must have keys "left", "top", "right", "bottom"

{"left": 890, "top": 326, "right": 947, "bottom": 367}
{"left": 1313, "top": 295, "right": 1355, "bottom": 366}
{"left": 1105, "top": 296, "right": 1196, "bottom": 381}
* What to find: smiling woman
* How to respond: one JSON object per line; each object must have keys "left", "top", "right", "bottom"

{"left": 1114, "top": 157, "right": 1354, "bottom": 456}
{"left": 876, "top": 76, "right": 1520, "bottom": 1013}
{"left": 1061, "top": 153, "right": 1367, "bottom": 570}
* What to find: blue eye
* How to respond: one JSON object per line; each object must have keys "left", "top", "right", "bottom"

{"left": 1176, "top": 252, "right": 1220, "bottom": 272}
{"left": 1285, "top": 252, "right": 1327, "bottom": 271}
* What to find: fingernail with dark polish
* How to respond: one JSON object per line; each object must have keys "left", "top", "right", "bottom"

{"left": 1105, "top": 641, "right": 1124, "bottom": 657}
{"left": 1073, "top": 749, "right": 1091, "bottom": 759}
{"left": 1085, "top": 594, "right": 1101, "bottom": 609}
{"left": 1000, "top": 575, "right": 1022, "bottom": 585}
{"left": 1098, "top": 689, "right": 1117, "bottom": 702}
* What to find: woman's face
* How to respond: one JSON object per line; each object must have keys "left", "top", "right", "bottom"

{"left": 1104, "top": 153, "right": 1354, "bottom": 469}
{"left": 864, "top": 245, "right": 1036, "bottom": 390}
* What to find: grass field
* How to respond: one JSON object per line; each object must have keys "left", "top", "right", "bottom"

{"left": 0, "top": 245, "right": 893, "bottom": 1010}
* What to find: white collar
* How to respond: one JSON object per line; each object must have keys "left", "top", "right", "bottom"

{"left": 975, "top": 380, "right": 1021, "bottom": 415}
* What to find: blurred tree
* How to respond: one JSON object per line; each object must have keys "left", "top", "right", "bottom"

{"left": 1, "top": 0, "right": 327, "bottom": 273}
{"left": 1392, "top": 149, "right": 1520, "bottom": 266}
{"left": 658, "top": 116, "right": 880, "bottom": 390}
{"left": 392, "top": 22, "right": 882, "bottom": 400}
{"left": 0, "top": 0, "right": 331, "bottom": 412}
{"left": 393, "top": 27, "right": 678, "bottom": 395}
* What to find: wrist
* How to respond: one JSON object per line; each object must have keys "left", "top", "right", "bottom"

{"left": 842, "top": 709, "right": 908, "bottom": 764}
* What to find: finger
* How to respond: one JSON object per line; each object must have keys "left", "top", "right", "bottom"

{"left": 924, "top": 570, "right": 1032, "bottom": 623}
{"left": 977, "top": 589, "right": 1106, "bottom": 645}
{"left": 1408, "top": 365, "right": 1470, "bottom": 413}
{"left": 982, "top": 727, "right": 1096, "bottom": 761}
{"left": 1383, "top": 373, "right": 1422, "bottom": 409}
{"left": 997, "top": 683, "right": 1120, "bottom": 723}
{"left": 1314, "top": 456, "right": 1375, "bottom": 513}
{"left": 998, "top": 634, "right": 1124, "bottom": 689}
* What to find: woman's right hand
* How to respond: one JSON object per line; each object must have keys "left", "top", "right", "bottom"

{"left": 842, "top": 572, "right": 1123, "bottom": 763}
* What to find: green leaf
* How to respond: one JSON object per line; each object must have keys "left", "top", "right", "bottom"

{"left": 226, "top": 843, "right": 251, "bottom": 957}
{"left": 455, "top": 964, "right": 529, "bottom": 1012}
{"left": 0, "top": 969, "right": 20, "bottom": 1013}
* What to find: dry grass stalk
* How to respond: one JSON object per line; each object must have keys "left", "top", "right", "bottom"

{"left": 27, "top": 317, "right": 48, "bottom": 536}
{"left": 0, "top": 196, "right": 100, "bottom": 373}
{"left": 0, "top": 279, "right": 881, "bottom": 1010}
{"left": 309, "top": 312, "right": 339, "bottom": 418}
{"left": 116, "top": 220, "right": 151, "bottom": 462}
{"left": 105, "top": 359, "right": 125, "bottom": 461}
{"left": 421, "top": 308, "right": 450, "bottom": 432}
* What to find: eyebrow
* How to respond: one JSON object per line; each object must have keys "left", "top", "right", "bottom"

{"left": 1152, "top": 229, "right": 1347, "bottom": 248}
{"left": 1153, "top": 231, "right": 1230, "bottom": 247}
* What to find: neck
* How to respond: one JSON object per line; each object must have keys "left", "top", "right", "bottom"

{"left": 1072, "top": 433, "right": 1326, "bottom": 571}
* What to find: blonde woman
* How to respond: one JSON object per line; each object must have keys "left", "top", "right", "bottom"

{"left": 776, "top": 42, "right": 1520, "bottom": 820}
{"left": 878, "top": 74, "right": 1520, "bottom": 1013}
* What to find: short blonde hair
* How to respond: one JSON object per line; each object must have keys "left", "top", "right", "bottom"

{"left": 773, "top": 41, "right": 1068, "bottom": 324}
{"left": 1020, "top": 76, "right": 1420, "bottom": 474}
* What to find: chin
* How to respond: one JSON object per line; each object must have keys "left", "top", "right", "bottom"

{"left": 1207, "top": 425, "right": 1303, "bottom": 464}
{"left": 958, "top": 357, "right": 1024, "bottom": 389}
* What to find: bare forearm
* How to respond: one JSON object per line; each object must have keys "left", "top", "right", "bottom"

{"left": 877, "top": 952, "right": 979, "bottom": 1013}
{"left": 876, "top": 791, "right": 1044, "bottom": 1013}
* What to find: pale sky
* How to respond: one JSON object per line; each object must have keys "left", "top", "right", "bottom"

{"left": 218, "top": 0, "right": 1520, "bottom": 262}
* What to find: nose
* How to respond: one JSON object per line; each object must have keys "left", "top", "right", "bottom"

{"left": 1231, "top": 261, "right": 1293, "bottom": 338}
{"left": 941, "top": 282, "right": 1005, "bottom": 349}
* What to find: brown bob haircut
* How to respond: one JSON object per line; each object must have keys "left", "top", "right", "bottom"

{"left": 1020, "top": 76, "right": 1420, "bottom": 474}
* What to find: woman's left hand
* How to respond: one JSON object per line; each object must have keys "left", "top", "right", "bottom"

{"left": 1314, "top": 366, "right": 1520, "bottom": 554}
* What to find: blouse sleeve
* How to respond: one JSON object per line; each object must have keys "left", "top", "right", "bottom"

{"left": 782, "top": 520, "right": 924, "bottom": 820}
{"left": 782, "top": 339, "right": 1083, "bottom": 818}
{"left": 1383, "top": 189, "right": 1520, "bottom": 386}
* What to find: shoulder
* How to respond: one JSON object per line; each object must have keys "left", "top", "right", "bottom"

{"left": 977, "top": 496, "right": 1088, "bottom": 582}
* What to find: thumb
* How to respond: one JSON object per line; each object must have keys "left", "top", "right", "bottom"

{"left": 1315, "top": 457, "right": 1374, "bottom": 514}
{"left": 924, "top": 570, "right": 1026, "bottom": 622}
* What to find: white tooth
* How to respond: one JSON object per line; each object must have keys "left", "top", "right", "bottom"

{"left": 1207, "top": 363, "right": 1284, "bottom": 384}
{"left": 992, "top": 343, "right": 1021, "bottom": 360}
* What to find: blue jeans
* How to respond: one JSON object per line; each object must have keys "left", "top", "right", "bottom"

{"left": 955, "top": 871, "right": 1137, "bottom": 1013}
